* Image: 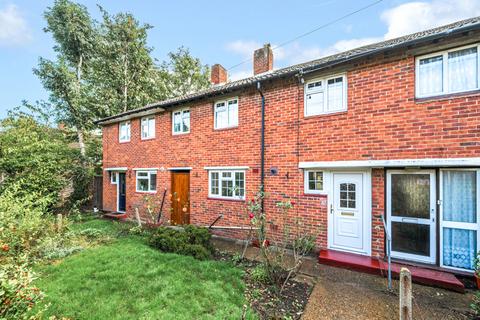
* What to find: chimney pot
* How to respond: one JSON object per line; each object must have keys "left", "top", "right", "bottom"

{"left": 211, "top": 64, "right": 228, "bottom": 85}
{"left": 253, "top": 43, "right": 273, "bottom": 75}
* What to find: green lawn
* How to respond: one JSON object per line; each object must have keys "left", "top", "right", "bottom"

{"left": 35, "top": 219, "right": 255, "bottom": 319}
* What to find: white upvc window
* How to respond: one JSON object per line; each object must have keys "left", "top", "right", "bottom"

{"left": 141, "top": 116, "right": 155, "bottom": 139}
{"left": 439, "top": 169, "right": 480, "bottom": 272}
{"left": 208, "top": 170, "right": 245, "bottom": 200}
{"left": 110, "top": 172, "right": 118, "bottom": 184}
{"left": 416, "top": 44, "right": 480, "bottom": 98}
{"left": 304, "top": 170, "right": 326, "bottom": 194}
{"left": 172, "top": 108, "right": 190, "bottom": 134}
{"left": 119, "top": 121, "right": 131, "bottom": 142}
{"left": 304, "top": 74, "right": 347, "bottom": 116}
{"left": 136, "top": 170, "right": 157, "bottom": 193}
{"left": 214, "top": 98, "right": 238, "bottom": 129}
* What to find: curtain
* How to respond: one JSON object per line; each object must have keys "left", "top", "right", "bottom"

{"left": 442, "top": 171, "right": 477, "bottom": 270}
{"left": 443, "top": 228, "right": 476, "bottom": 270}
{"left": 448, "top": 47, "right": 478, "bottom": 93}
{"left": 443, "top": 171, "right": 476, "bottom": 223}
{"left": 419, "top": 55, "right": 443, "bottom": 96}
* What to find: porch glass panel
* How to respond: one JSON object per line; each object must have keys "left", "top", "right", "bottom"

{"left": 391, "top": 174, "right": 430, "bottom": 218}
{"left": 391, "top": 222, "right": 430, "bottom": 256}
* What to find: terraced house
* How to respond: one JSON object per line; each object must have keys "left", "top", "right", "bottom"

{"left": 97, "top": 17, "right": 480, "bottom": 288}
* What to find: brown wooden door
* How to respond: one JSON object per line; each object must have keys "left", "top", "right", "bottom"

{"left": 171, "top": 171, "right": 190, "bottom": 225}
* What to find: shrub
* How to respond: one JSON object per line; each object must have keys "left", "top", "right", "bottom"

{"left": 148, "top": 226, "right": 213, "bottom": 259}
{"left": 181, "top": 244, "right": 211, "bottom": 260}
{"left": 184, "top": 225, "right": 213, "bottom": 251}
{"left": 0, "top": 259, "right": 46, "bottom": 319}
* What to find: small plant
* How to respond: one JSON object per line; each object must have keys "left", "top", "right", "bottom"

{"left": 231, "top": 252, "right": 243, "bottom": 265}
{"left": 471, "top": 290, "right": 480, "bottom": 317}
{"left": 251, "top": 264, "right": 270, "bottom": 283}
{"left": 247, "top": 190, "right": 316, "bottom": 292}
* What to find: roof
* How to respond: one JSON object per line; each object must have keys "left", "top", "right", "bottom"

{"left": 97, "top": 16, "right": 480, "bottom": 125}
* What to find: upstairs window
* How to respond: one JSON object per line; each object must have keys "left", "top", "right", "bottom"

{"left": 209, "top": 170, "right": 245, "bottom": 200}
{"left": 172, "top": 108, "right": 190, "bottom": 134}
{"left": 119, "top": 121, "right": 131, "bottom": 142}
{"left": 141, "top": 116, "right": 155, "bottom": 139}
{"left": 136, "top": 170, "right": 157, "bottom": 193}
{"left": 416, "top": 44, "right": 480, "bottom": 98}
{"left": 214, "top": 98, "right": 238, "bottom": 129}
{"left": 305, "top": 75, "right": 346, "bottom": 116}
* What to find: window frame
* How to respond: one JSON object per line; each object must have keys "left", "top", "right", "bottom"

{"left": 415, "top": 43, "right": 480, "bottom": 98}
{"left": 214, "top": 97, "right": 239, "bottom": 130}
{"left": 119, "top": 121, "right": 131, "bottom": 142}
{"left": 208, "top": 169, "right": 245, "bottom": 200}
{"left": 140, "top": 116, "right": 156, "bottom": 140}
{"left": 172, "top": 108, "right": 191, "bottom": 135}
{"left": 304, "top": 170, "right": 328, "bottom": 195}
{"left": 110, "top": 172, "right": 118, "bottom": 184}
{"left": 304, "top": 74, "right": 347, "bottom": 117}
{"left": 439, "top": 168, "right": 480, "bottom": 272}
{"left": 135, "top": 170, "right": 157, "bottom": 193}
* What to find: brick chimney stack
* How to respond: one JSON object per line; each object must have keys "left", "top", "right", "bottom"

{"left": 253, "top": 43, "right": 273, "bottom": 75}
{"left": 211, "top": 64, "right": 228, "bottom": 85}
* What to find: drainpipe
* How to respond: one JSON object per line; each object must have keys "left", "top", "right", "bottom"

{"left": 256, "top": 81, "right": 265, "bottom": 214}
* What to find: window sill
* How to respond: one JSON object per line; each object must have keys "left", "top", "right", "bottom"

{"left": 135, "top": 191, "right": 157, "bottom": 194}
{"left": 303, "top": 192, "right": 328, "bottom": 197}
{"left": 214, "top": 126, "right": 238, "bottom": 132}
{"left": 415, "top": 89, "right": 480, "bottom": 103}
{"left": 119, "top": 140, "right": 130, "bottom": 144}
{"left": 140, "top": 137, "right": 155, "bottom": 141}
{"left": 172, "top": 131, "right": 190, "bottom": 136}
{"left": 304, "top": 110, "right": 348, "bottom": 119}
{"left": 207, "top": 197, "right": 245, "bottom": 202}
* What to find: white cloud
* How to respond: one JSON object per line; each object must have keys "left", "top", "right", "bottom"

{"left": 0, "top": 4, "right": 31, "bottom": 46}
{"left": 224, "top": 0, "right": 480, "bottom": 80}
{"left": 382, "top": 0, "right": 480, "bottom": 39}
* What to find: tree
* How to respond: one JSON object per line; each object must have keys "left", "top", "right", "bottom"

{"left": 159, "top": 47, "right": 210, "bottom": 98}
{"left": 34, "top": 0, "right": 97, "bottom": 156}
{"left": 88, "top": 7, "right": 164, "bottom": 115}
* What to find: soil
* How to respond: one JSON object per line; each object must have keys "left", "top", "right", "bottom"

{"left": 301, "top": 264, "right": 475, "bottom": 320}
{"left": 211, "top": 237, "right": 476, "bottom": 320}
{"left": 214, "top": 251, "right": 313, "bottom": 319}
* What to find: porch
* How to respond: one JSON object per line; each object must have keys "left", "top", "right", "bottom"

{"left": 318, "top": 249, "right": 465, "bottom": 292}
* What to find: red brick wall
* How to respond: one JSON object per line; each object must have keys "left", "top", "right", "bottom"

{"left": 103, "top": 89, "right": 262, "bottom": 232}
{"left": 102, "top": 46, "right": 480, "bottom": 256}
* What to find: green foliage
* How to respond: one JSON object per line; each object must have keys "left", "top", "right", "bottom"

{"left": 251, "top": 264, "right": 270, "bottom": 284}
{"left": 0, "top": 115, "right": 77, "bottom": 209}
{"left": 148, "top": 226, "right": 213, "bottom": 260}
{"left": 0, "top": 259, "right": 46, "bottom": 319}
{"left": 180, "top": 244, "right": 211, "bottom": 261}
{"left": 471, "top": 290, "right": 480, "bottom": 317}
{"left": 159, "top": 47, "right": 211, "bottom": 98}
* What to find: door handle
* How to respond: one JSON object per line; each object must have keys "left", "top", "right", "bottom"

{"left": 330, "top": 204, "right": 333, "bottom": 215}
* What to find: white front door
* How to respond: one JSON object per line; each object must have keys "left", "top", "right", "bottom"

{"left": 331, "top": 173, "right": 365, "bottom": 253}
{"left": 387, "top": 170, "right": 436, "bottom": 264}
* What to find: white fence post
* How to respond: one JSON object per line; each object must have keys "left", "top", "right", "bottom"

{"left": 399, "top": 267, "right": 412, "bottom": 320}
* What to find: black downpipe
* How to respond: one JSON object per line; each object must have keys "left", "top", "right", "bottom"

{"left": 257, "top": 82, "right": 265, "bottom": 215}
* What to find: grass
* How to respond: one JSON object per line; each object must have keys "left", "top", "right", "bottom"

{"left": 35, "top": 219, "right": 256, "bottom": 319}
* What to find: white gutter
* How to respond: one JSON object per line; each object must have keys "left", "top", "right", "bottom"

{"left": 299, "top": 158, "right": 480, "bottom": 169}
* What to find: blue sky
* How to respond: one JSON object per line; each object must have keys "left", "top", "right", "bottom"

{"left": 1, "top": 0, "right": 479, "bottom": 118}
